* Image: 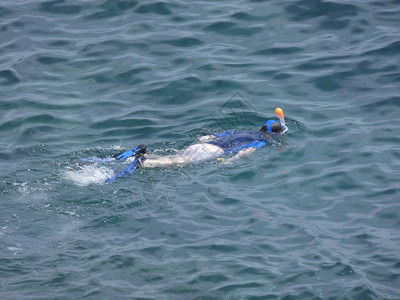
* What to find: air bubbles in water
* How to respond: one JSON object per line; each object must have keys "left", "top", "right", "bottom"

{"left": 64, "top": 165, "right": 115, "bottom": 186}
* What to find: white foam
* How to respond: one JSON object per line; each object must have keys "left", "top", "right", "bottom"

{"left": 64, "top": 165, "right": 115, "bottom": 186}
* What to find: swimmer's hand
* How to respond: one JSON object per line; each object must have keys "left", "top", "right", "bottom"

{"left": 198, "top": 135, "right": 216, "bottom": 143}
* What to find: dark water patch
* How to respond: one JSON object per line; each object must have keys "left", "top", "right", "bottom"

{"left": 231, "top": 11, "right": 278, "bottom": 22}
{"left": 8, "top": 144, "right": 53, "bottom": 160}
{"left": 253, "top": 47, "right": 302, "bottom": 56}
{"left": 231, "top": 12, "right": 255, "bottom": 21}
{"left": 69, "top": 58, "right": 111, "bottom": 70}
{"left": 140, "top": 245, "right": 163, "bottom": 256}
{"left": 361, "top": 40, "right": 400, "bottom": 57}
{"left": 277, "top": 270, "right": 317, "bottom": 286}
{"left": 197, "top": 64, "right": 219, "bottom": 72}
{"left": 85, "top": 0, "right": 138, "bottom": 20}
{"left": 218, "top": 197, "right": 240, "bottom": 205}
{"left": 376, "top": 7, "right": 400, "bottom": 18}
{"left": 349, "top": 286, "right": 378, "bottom": 299}
{"left": 149, "top": 49, "right": 175, "bottom": 57}
{"left": 14, "top": 99, "right": 85, "bottom": 111}
{"left": 20, "top": 125, "right": 58, "bottom": 139}
{"left": 351, "top": 27, "right": 365, "bottom": 34}
{"left": 360, "top": 96, "right": 400, "bottom": 113}
{"left": 94, "top": 254, "right": 136, "bottom": 271}
{"left": 311, "top": 74, "right": 342, "bottom": 92}
{"left": 47, "top": 40, "right": 71, "bottom": 47}
{"left": 190, "top": 273, "right": 230, "bottom": 284}
{"left": 254, "top": 69, "right": 279, "bottom": 78}
{"left": 356, "top": 60, "right": 398, "bottom": 75}
{"left": 38, "top": 0, "right": 82, "bottom": 15}
{"left": 1, "top": 39, "right": 28, "bottom": 55}
{"left": 204, "top": 21, "right": 262, "bottom": 36}
{"left": 99, "top": 127, "right": 159, "bottom": 139}
{"left": 163, "top": 286, "right": 202, "bottom": 296}
{"left": 214, "top": 281, "right": 264, "bottom": 293}
{"left": 24, "top": 113, "right": 74, "bottom": 126}
{"left": 207, "top": 79, "right": 243, "bottom": 93}
{"left": 82, "top": 71, "right": 128, "bottom": 85}
{"left": 310, "top": 67, "right": 364, "bottom": 91}
{"left": 161, "top": 37, "right": 203, "bottom": 47}
{"left": 171, "top": 16, "right": 187, "bottom": 22}
{"left": 377, "top": 72, "right": 400, "bottom": 84}
{"left": 204, "top": 21, "right": 236, "bottom": 32}
{"left": 0, "top": 113, "right": 77, "bottom": 132}
{"left": 116, "top": 67, "right": 150, "bottom": 84}
{"left": 197, "top": 62, "right": 256, "bottom": 73}
{"left": 143, "top": 77, "right": 206, "bottom": 104}
{"left": 0, "top": 69, "right": 20, "bottom": 85}
{"left": 319, "top": 19, "right": 350, "bottom": 30}
{"left": 37, "top": 55, "right": 68, "bottom": 65}
{"left": 224, "top": 63, "right": 255, "bottom": 69}
{"left": 336, "top": 265, "right": 356, "bottom": 277}
{"left": 80, "top": 40, "right": 135, "bottom": 57}
{"left": 285, "top": 0, "right": 358, "bottom": 22}
{"left": 172, "top": 57, "right": 187, "bottom": 65}
{"left": 273, "top": 73, "right": 292, "bottom": 80}
{"left": 135, "top": 2, "right": 172, "bottom": 15}
{"left": 11, "top": 21, "right": 24, "bottom": 28}
{"left": 229, "top": 170, "right": 256, "bottom": 182}
{"left": 236, "top": 266, "right": 277, "bottom": 277}
{"left": 0, "top": 6, "right": 12, "bottom": 18}
{"left": 374, "top": 135, "right": 400, "bottom": 144}
{"left": 83, "top": 214, "right": 127, "bottom": 229}
{"left": 90, "top": 118, "right": 157, "bottom": 130}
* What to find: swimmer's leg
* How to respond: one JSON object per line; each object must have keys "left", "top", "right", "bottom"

{"left": 126, "top": 143, "right": 224, "bottom": 168}
{"left": 141, "top": 155, "right": 191, "bottom": 168}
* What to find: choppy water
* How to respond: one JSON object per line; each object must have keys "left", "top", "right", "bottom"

{"left": 1, "top": 0, "right": 400, "bottom": 299}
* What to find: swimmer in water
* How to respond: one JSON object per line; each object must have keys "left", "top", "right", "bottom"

{"left": 132, "top": 107, "right": 288, "bottom": 168}
{"left": 77, "top": 108, "right": 288, "bottom": 182}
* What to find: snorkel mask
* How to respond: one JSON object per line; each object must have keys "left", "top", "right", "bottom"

{"left": 260, "top": 108, "right": 288, "bottom": 136}
{"left": 262, "top": 120, "right": 281, "bottom": 135}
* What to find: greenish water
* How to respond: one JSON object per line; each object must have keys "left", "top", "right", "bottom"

{"left": 1, "top": 0, "right": 400, "bottom": 299}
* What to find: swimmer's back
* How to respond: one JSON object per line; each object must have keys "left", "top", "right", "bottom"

{"left": 207, "top": 130, "right": 270, "bottom": 153}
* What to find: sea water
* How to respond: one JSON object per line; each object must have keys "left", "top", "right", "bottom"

{"left": 1, "top": 1, "right": 399, "bottom": 299}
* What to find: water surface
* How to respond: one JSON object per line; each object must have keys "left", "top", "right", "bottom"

{"left": 1, "top": 0, "right": 400, "bottom": 299}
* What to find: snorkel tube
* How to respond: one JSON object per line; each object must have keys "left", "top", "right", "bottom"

{"left": 275, "top": 107, "right": 288, "bottom": 134}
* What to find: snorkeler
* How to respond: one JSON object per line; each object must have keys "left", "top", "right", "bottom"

{"left": 141, "top": 108, "right": 287, "bottom": 168}
{"left": 77, "top": 108, "right": 288, "bottom": 182}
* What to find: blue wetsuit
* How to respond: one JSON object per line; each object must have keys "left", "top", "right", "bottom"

{"left": 207, "top": 130, "right": 271, "bottom": 154}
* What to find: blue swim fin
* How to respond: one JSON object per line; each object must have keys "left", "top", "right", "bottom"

{"left": 114, "top": 144, "right": 146, "bottom": 160}
{"left": 76, "top": 144, "right": 146, "bottom": 166}
{"left": 105, "top": 153, "right": 145, "bottom": 183}
{"left": 75, "top": 144, "right": 146, "bottom": 181}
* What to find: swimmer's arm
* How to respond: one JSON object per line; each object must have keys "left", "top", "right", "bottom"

{"left": 222, "top": 147, "right": 257, "bottom": 164}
